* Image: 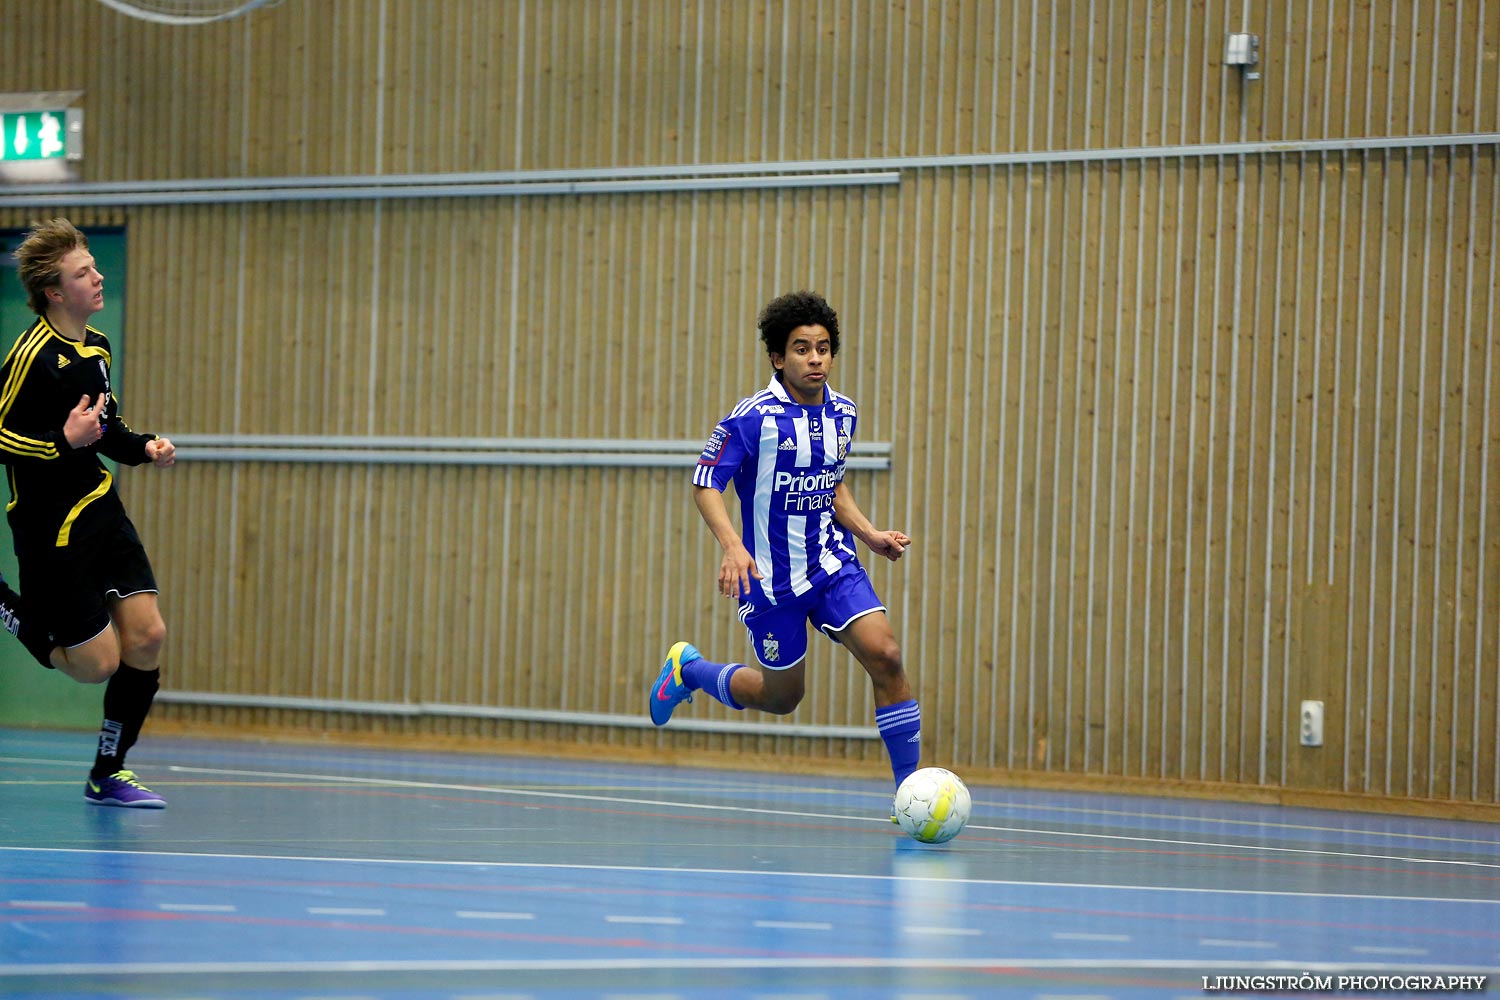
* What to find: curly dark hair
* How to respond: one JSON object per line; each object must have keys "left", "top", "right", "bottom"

{"left": 757, "top": 290, "right": 840, "bottom": 359}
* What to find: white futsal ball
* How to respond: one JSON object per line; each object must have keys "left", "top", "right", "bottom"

{"left": 893, "top": 767, "right": 972, "bottom": 844}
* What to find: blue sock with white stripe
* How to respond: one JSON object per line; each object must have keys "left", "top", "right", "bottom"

{"left": 681, "top": 657, "right": 745, "bottom": 711}
{"left": 876, "top": 699, "right": 921, "bottom": 788}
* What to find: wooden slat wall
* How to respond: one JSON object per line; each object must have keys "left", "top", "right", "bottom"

{"left": 2, "top": 0, "right": 1497, "bottom": 805}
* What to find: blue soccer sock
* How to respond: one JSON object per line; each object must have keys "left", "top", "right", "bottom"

{"left": 681, "top": 657, "right": 745, "bottom": 711}
{"left": 876, "top": 699, "right": 921, "bottom": 788}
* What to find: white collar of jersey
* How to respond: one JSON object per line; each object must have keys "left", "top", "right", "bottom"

{"left": 767, "top": 372, "right": 829, "bottom": 407}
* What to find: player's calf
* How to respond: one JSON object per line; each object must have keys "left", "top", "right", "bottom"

{"left": 650, "top": 641, "right": 750, "bottom": 725}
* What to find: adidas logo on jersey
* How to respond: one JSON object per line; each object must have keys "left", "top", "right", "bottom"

{"left": 778, "top": 438, "right": 797, "bottom": 451}
{"left": 56, "top": 355, "right": 70, "bottom": 368}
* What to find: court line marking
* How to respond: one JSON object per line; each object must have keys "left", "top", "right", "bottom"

{"left": 307, "top": 907, "right": 386, "bottom": 916}
{"left": 973, "top": 800, "right": 1500, "bottom": 849}
{"left": 1351, "top": 945, "right": 1431, "bottom": 956}
{"left": 5, "top": 750, "right": 1498, "bottom": 850}
{"left": 604, "top": 915, "right": 684, "bottom": 925}
{"left": 1, "top": 845, "right": 1496, "bottom": 907}
{"left": 455, "top": 911, "right": 535, "bottom": 920}
{"left": 6, "top": 756, "right": 1489, "bottom": 873}
{"left": 0, "top": 957, "right": 1493, "bottom": 976}
{"left": 166, "top": 769, "right": 1500, "bottom": 868}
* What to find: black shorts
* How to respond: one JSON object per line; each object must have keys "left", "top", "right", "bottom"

{"left": 16, "top": 514, "right": 159, "bottom": 651}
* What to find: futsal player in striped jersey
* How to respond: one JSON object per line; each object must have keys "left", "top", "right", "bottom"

{"left": 0, "top": 218, "right": 176, "bottom": 808}
{"left": 650, "top": 291, "right": 922, "bottom": 815}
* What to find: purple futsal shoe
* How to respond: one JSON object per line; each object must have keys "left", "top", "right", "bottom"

{"left": 85, "top": 770, "right": 166, "bottom": 808}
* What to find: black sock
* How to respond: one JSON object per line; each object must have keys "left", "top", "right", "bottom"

{"left": 0, "top": 578, "right": 56, "bottom": 670}
{"left": 91, "top": 664, "right": 160, "bottom": 780}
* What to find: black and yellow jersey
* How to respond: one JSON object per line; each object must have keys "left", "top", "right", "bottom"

{"left": 0, "top": 315, "right": 156, "bottom": 549}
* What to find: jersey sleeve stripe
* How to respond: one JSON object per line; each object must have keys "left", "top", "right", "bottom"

{"left": 0, "top": 328, "right": 61, "bottom": 459}
{"left": 728, "top": 390, "right": 775, "bottom": 420}
{"left": 0, "top": 325, "right": 49, "bottom": 418}
{"left": 0, "top": 320, "right": 40, "bottom": 367}
{"left": 0, "top": 428, "right": 57, "bottom": 459}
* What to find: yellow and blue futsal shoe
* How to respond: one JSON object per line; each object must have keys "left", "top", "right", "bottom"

{"left": 650, "top": 641, "right": 700, "bottom": 726}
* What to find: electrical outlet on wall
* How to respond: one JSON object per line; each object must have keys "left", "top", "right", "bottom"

{"left": 1300, "top": 700, "right": 1325, "bottom": 747}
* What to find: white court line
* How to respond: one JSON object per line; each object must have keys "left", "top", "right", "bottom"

{"left": 307, "top": 907, "right": 386, "bottom": 916}
{"left": 1199, "top": 938, "right": 1278, "bottom": 949}
{"left": 1351, "top": 945, "right": 1431, "bottom": 956}
{"left": 1, "top": 957, "right": 1493, "bottom": 977}
{"left": 5, "top": 900, "right": 86, "bottom": 909}
{"left": 992, "top": 800, "right": 1500, "bottom": 849}
{"left": 4, "top": 755, "right": 1489, "bottom": 873}
{"left": 6, "top": 751, "right": 1498, "bottom": 850}
{"left": 604, "top": 915, "right": 684, "bottom": 925}
{"left": 1, "top": 845, "right": 1495, "bottom": 908}
{"left": 455, "top": 911, "right": 534, "bottom": 920}
{"left": 158, "top": 903, "right": 236, "bottom": 912}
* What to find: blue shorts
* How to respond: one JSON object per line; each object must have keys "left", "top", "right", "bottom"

{"left": 738, "top": 563, "right": 885, "bottom": 669}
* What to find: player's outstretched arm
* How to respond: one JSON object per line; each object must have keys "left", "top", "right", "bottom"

{"left": 692, "top": 484, "right": 762, "bottom": 598}
{"left": 833, "top": 482, "right": 911, "bottom": 562}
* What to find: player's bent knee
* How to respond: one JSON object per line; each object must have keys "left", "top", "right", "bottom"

{"left": 121, "top": 621, "right": 166, "bottom": 664}
{"left": 758, "top": 671, "right": 806, "bottom": 715}
{"left": 865, "top": 641, "right": 904, "bottom": 679}
{"left": 761, "top": 689, "right": 804, "bottom": 715}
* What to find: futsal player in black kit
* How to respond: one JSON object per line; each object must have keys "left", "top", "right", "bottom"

{"left": 0, "top": 218, "right": 177, "bottom": 807}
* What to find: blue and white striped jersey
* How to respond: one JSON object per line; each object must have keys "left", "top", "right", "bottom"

{"left": 694, "top": 374, "right": 860, "bottom": 606}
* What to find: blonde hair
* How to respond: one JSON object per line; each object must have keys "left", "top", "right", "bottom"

{"left": 13, "top": 218, "right": 88, "bottom": 315}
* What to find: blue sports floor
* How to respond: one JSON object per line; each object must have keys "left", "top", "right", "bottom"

{"left": 1, "top": 727, "right": 1497, "bottom": 999}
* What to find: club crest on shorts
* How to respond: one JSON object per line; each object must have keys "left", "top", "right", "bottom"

{"left": 762, "top": 633, "right": 780, "bottom": 663}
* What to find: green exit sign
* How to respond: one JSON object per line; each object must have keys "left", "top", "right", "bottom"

{"left": 0, "top": 109, "right": 82, "bottom": 162}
